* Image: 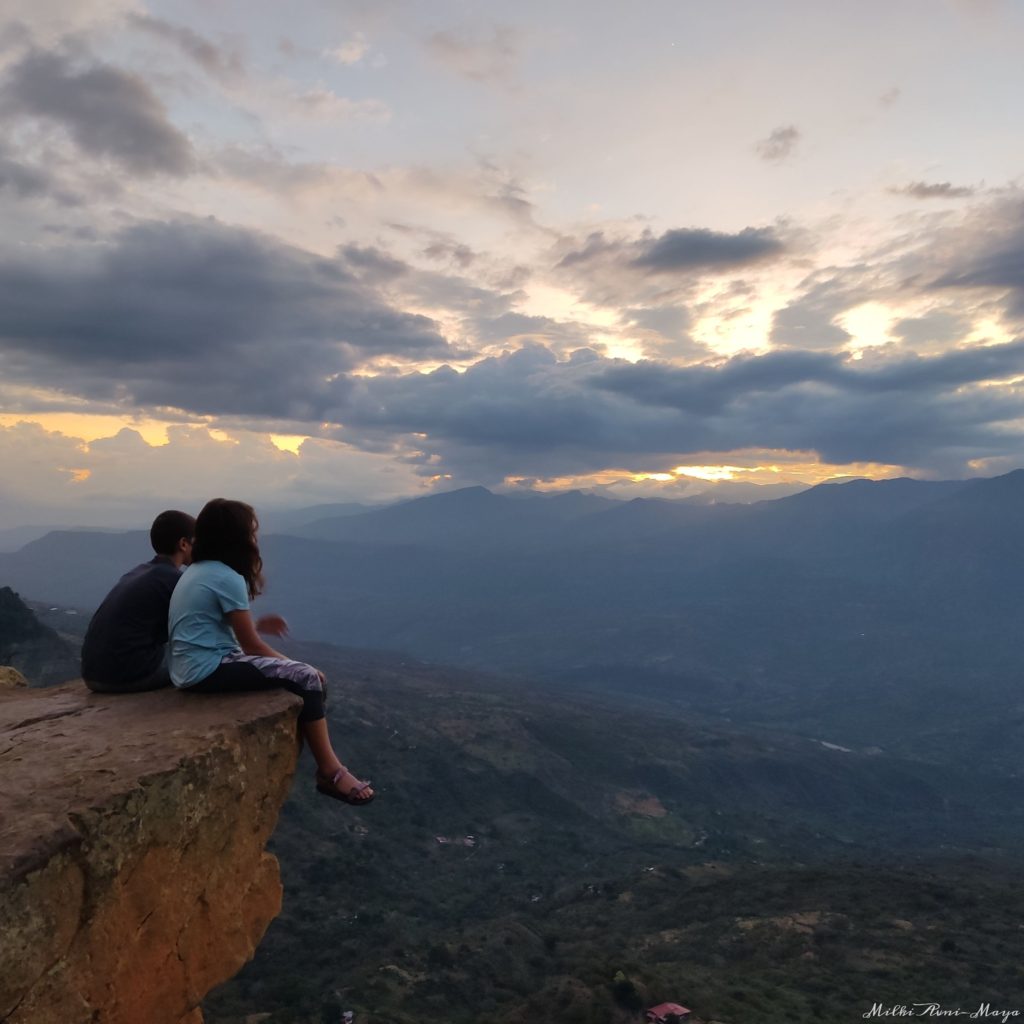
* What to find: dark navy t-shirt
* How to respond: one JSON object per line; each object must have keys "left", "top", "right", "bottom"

{"left": 80, "top": 556, "right": 183, "bottom": 685}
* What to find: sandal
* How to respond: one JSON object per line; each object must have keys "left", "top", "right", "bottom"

{"left": 316, "top": 766, "right": 375, "bottom": 806}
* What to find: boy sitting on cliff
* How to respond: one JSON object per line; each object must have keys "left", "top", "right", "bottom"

{"left": 81, "top": 510, "right": 196, "bottom": 693}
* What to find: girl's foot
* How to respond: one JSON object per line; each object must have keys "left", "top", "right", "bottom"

{"left": 316, "top": 766, "right": 375, "bottom": 806}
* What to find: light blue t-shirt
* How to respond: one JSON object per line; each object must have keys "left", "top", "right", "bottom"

{"left": 168, "top": 560, "right": 250, "bottom": 686}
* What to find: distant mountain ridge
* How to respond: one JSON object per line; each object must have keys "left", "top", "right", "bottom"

{"left": 295, "top": 486, "right": 618, "bottom": 548}
{"left": 4, "top": 471, "right": 1024, "bottom": 761}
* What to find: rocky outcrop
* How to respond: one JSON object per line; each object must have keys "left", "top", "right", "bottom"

{"left": 0, "top": 682, "right": 302, "bottom": 1024}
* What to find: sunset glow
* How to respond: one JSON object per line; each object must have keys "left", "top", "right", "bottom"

{"left": 0, "top": 413, "right": 175, "bottom": 447}
{"left": 1, "top": 0, "right": 1024, "bottom": 525}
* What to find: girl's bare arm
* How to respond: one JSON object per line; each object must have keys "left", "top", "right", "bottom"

{"left": 226, "top": 609, "right": 285, "bottom": 659}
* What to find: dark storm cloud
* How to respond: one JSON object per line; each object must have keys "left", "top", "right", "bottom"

{"left": 755, "top": 124, "right": 800, "bottom": 162}
{"left": 0, "top": 218, "right": 449, "bottom": 419}
{"left": 1, "top": 49, "right": 194, "bottom": 176}
{"left": 557, "top": 225, "right": 786, "bottom": 290}
{"left": 633, "top": 227, "right": 785, "bottom": 273}
{"left": 125, "top": 13, "right": 244, "bottom": 81}
{"left": 889, "top": 181, "right": 976, "bottom": 199}
{"left": 334, "top": 346, "right": 638, "bottom": 475}
{"left": 589, "top": 343, "right": 1024, "bottom": 470}
{"left": 322, "top": 340, "right": 1024, "bottom": 482}
{"left": 596, "top": 341, "right": 1024, "bottom": 412}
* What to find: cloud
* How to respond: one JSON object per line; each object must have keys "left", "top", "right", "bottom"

{"left": 419, "top": 235, "right": 476, "bottom": 269}
{"left": 771, "top": 280, "right": 856, "bottom": 350}
{"left": 272, "top": 162, "right": 544, "bottom": 237}
{"left": 312, "top": 339, "right": 1024, "bottom": 483}
{"left": 0, "top": 140, "right": 75, "bottom": 202}
{"left": 125, "top": 13, "right": 244, "bottom": 81}
{"left": 599, "top": 341, "right": 1024, "bottom": 408}
{"left": 336, "top": 241, "right": 524, "bottom": 326}
{"left": 0, "top": 422, "right": 422, "bottom": 529}
{"left": 889, "top": 181, "right": 976, "bottom": 199}
{"left": 926, "top": 197, "right": 1024, "bottom": 319}
{"left": 632, "top": 227, "right": 786, "bottom": 273}
{"left": 621, "top": 305, "right": 701, "bottom": 360}
{"left": 330, "top": 345, "right": 632, "bottom": 481}
{"left": 755, "top": 125, "right": 800, "bottom": 162}
{"left": 1, "top": 48, "right": 194, "bottom": 176}
{"left": 891, "top": 310, "right": 973, "bottom": 353}
{"left": 283, "top": 84, "right": 390, "bottom": 123}
{"left": 211, "top": 144, "right": 385, "bottom": 199}
{"left": 1, "top": 1, "right": 131, "bottom": 46}
{"left": 6, "top": 221, "right": 1024, "bottom": 488}
{"left": 0, "top": 218, "right": 450, "bottom": 421}
{"left": 590, "top": 341, "right": 1024, "bottom": 469}
{"left": 553, "top": 224, "right": 788, "bottom": 310}
{"left": 558, "top": 226, "right": 786, "bottom": 276}
{"left": 338, "top": 243, "right": 410, "bottom": 283}
{"left": 425, "top": 25, "right": 520, "bottom": 84}
{"left": 467, "top": 312, "right": 595, "bottom": 353}
{"left": 325, "top": 33, "right": 370, "bottom": 66}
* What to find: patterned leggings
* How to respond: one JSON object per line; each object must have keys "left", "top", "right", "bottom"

{"left": 186, "top": 652, "right": 326, "bottom": 724}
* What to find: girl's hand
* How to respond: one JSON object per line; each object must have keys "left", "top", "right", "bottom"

{"left": 255, "top": 614, "right": 290, "bottom": 637}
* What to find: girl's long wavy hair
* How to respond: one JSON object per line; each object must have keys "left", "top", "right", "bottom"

{"left": 192, "top": 498, "right": 264, "bottom": 599}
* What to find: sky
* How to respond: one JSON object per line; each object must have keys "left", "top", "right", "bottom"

{"left": 3, "top": 0, "right": 1024, "bottom": 526}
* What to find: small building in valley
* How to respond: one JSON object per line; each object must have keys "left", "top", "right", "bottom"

{"left": 645, "top": 1003, "right": 691, "bottom": 1023}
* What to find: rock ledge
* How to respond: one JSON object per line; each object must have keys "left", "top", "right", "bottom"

{"left": 0, "top": 682, "right": 302, "bottom": 1024}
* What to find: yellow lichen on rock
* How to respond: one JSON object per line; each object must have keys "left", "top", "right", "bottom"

{"left": 0, "top": 665, "right": 28, "bottom": 688}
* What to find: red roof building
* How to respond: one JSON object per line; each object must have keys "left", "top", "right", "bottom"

{"left": 645, "top": 1003, "right": 691, "bottom": 1023}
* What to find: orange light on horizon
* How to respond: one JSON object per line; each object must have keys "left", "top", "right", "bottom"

{"left": 506, "top": 454, "right": 909, "bottom": 494}
{"left": 672, "top": 464, "right": 750, "bottom": 481}
{"left": 0, "top": 412, "right": 176, "bottom": 446}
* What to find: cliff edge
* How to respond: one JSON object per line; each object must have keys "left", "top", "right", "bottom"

{"left": 0, "top": 587, "right": 79, "bottom": 687}
{"left": 0, "top": 681, "right": 302, "bottom": 1024}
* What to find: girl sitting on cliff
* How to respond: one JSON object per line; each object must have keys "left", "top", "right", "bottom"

{"left": 167, "top": 497, "right": 374, "bottom": 806}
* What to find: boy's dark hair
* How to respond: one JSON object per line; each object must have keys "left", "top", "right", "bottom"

{"left": 149, "top": 510, "right": 196, "bottom": 556}
{"left": 192, "top": 498, "right": 264, "bottom": 599}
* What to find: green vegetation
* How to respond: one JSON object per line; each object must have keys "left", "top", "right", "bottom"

{"left": 203, "top": 646, "right": 1024, "bottom": 1024}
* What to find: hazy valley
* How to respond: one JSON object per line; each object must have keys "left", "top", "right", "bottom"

{"left": 9, "top": 472, "right": 1024, "bottom": 769}
{"left": 205, "top": 643, "right": 1024, "bottom": 1024}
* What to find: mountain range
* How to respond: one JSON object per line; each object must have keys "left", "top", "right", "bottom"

{"left": 4, "top": 471, "right": 1024, "bottom": 767}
